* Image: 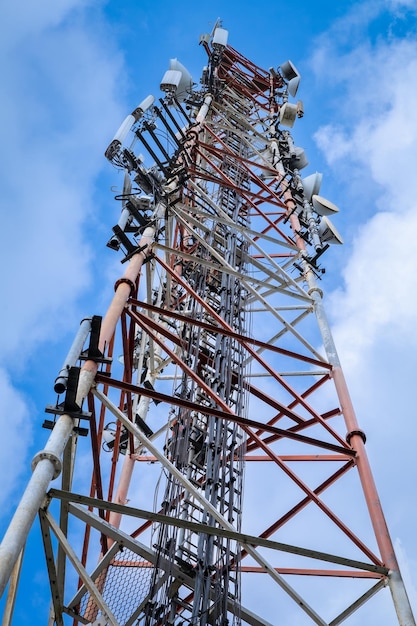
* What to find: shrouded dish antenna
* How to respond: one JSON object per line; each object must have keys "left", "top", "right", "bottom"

{"left": 280, "top": 60, "right": 299, "bottom": 80}
{"left": 302, "top": 173, "right": 323, "bottom": 201}
{"left": 279, "top": 102, "right": 298, "bottom": 128}
{"left": 312, "top": 194, "right": 340, "bottom": 216}
{"left": 288, "top": 146, "right": 309, "bottom": 170}
{"left": 318, "top": 215, "right": 343, "bottom": 244}
{"left": 280, "top": 60, "right": 301, "bottom": 96}
{"left": 288, "top": 75, "right": 301, "bottom": 97}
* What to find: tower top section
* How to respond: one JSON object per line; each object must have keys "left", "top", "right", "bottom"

{"left": 104, "top": 21, "right": 342, "bottom": 276}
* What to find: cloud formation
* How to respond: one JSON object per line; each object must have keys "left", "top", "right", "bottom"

{"left": 312, "top": 2, "right": 417, "bottom": 615}
{"left": 312, "top": 4, "right": 417, "bottom": 368}
{"left": 0, "top": 1, "right": 125, "bottom": 510}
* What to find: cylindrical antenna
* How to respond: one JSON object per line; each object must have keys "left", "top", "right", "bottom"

{"left": 54, "top": 318, "right": 92, "bottom": 394}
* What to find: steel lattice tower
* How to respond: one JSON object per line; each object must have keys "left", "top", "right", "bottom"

{"left": 0, "top": 22, "right": 415, "bottom": 626}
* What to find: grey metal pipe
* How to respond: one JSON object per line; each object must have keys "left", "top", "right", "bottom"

{"left": 390, "top": 569, "right": 417, "bottom": 626}
{"left": 54, "top": 318, "right": 92, "bottom": 394}
{"left": 1, "top": 548, "right": 23, "bottom": 626}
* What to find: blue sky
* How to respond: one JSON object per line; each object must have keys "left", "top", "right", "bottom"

{"left": 1, "top": 0, "right": 417, "bottom": 624}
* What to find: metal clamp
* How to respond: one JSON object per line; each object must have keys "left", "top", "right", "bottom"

{"left": 346, "top": 429, "right": 367, "bottom": 445}
{"left": 31, "top": 450, "right": 62, "bottom": 480}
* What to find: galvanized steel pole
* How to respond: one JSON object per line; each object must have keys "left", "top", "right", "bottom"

{"left": 0, "top": 226, "right": 155, "bottom": 600}
{"left": 304, "top": 259, "right": 416, "bottom": 626}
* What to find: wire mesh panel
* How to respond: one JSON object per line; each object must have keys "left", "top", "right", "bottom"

{"left": 78, "top": 549, "right": 156, "bottom": 626}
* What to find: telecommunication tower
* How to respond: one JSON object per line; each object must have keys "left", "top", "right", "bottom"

{"left": 0, "top": 21, "right": 415, "bottom": 626}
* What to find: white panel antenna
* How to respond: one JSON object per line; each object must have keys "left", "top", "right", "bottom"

{"left": 132, "top": 95, "right": 155, "bottom": 120}
{"left": 212, "top": 27, "right": 229, "bottom": 48}
{"left": 160, "top": 69, "right": 182, "bottom": 92}
{"left": 169, "top": 59, "right": 193, "bottom": 102}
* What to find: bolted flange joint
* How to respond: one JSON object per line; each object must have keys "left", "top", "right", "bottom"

{"left": 114, "top": 277, "right": 136, "bottom": 295}
{"left": 308, "top": 285, "right": 323, "bottom": 299}
{"left": 346, "top": 429, "right": 367, "bottom": 446}
{"left": 31, "top": 450, "right": 62, "bottom": 480}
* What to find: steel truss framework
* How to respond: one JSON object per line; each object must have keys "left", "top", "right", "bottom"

{"left": 0, "top": 23, "right": 415, "bottom": 626}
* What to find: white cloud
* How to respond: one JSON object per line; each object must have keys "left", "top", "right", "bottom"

{"left": 0, "top": 1, "right": 127, "bottom": 517}
{"left": 310, "top": 2, "right": 417, "bottom": 619}
{"left": 0, "top": 0, "right": 90, "bottom": 42}
{"left": 314, "top": 39, "right": 417, "bottom": 207}
{"left": 329, "top": 205, "right": 417, "bottom": 373}
{"left": 0, "top": 4, "right": 127, "bottom": 351}
{"left": 0, "top": 369, "right": 32, "bottom": 513}
{"left": 387, "top": 0, "right": 417, "bottom": 13}
{"left": 310, "top": 3, "right": 417, "bottom": 360}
